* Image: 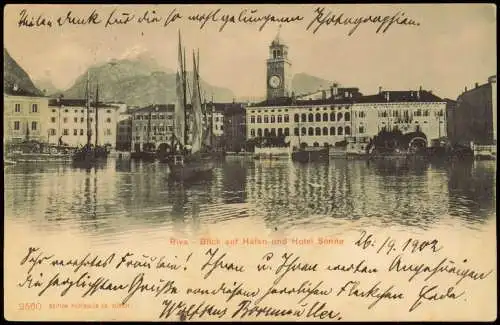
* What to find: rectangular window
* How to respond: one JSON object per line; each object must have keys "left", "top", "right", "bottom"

{"left": 74, "top": 117, "right": 78, "bottom": 123}
{"left": 284, "top": 115, "right": 289, "bottom": 122}
{"left": 15, "top": 103, "right": 21, "bottom": 112}
{"left": 32, "top": 104, "right": 38, "bottom": 113}
{"left": 14, "top": 121, "right": 20, "bottom": 130}
{"left": 80, "top": 129, "right": 84, "bottom": 135}
{"left": 51, "top": 117, "right": 56, "bottom": 123}
{"left": 63, "top": 129, "right": 69, "bottom": 135}
{"left": 63, "top": 117, "right": 68, "bottom": 123}
{"left": 106, "top": 118, "right": 111, "bottom": 123}
{"left": 31, "top": 121, "right": 37, "bottom": 130}
{"left": 50, "top": 129, "right": 56, "bottom": 136}
{"left": 106, "top": 129, "right": 112, "bottom": 136}
{"left": 107, "top": 110, "right": 111, "bottom": 114}
{"left": 74, "top": 129, "right": 78, "bottom": 136}
{"left": 81, "top": 117, "right": 84, "bottom": 123}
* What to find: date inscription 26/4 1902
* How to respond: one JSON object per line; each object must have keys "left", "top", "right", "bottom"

{"left": 354, "top": 231, "right": 443, "bottom": 255}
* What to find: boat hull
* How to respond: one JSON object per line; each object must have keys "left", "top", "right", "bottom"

{"left": 291, "top": 149, "right": 329, "bottom": 163}
{"left": 167, "top": 155, "right": 215, "bottom": 181}
{"left": 5, "top": 152, "right": 73, "bottom": 162}
{"left": 131, "top": 151, "right": 157, "bottom": 161}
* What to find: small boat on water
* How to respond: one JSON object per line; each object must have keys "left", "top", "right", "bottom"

{"left": 291, "top": 147, "right": 329, "bottom": 163}
{"left": 167, "top": 31, "right": 215, "bottom": 181}
{"left": 4, "top": 140, "right": 75, "bottom": 162}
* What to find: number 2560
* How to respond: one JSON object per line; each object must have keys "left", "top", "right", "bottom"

{"left": 18, "top": 303, "right": 41, "bottom": 311}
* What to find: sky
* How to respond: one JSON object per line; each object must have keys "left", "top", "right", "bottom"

{"left": 4, "top": 4, "right": 497, "bottom": 100}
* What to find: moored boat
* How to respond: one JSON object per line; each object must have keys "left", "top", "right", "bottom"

{"left": 166, "top": 31, "right": 214, "bottom": 181}
{"left": 291, "top": 147, "right": 329, "bottom": 163}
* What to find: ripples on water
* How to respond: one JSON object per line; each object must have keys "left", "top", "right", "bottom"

{"left": 3, "top": 158, "right": 496, "bottom": 242}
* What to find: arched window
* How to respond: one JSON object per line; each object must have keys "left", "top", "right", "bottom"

{"left": 308, "top": 127, "right": 314, "bottom": 135}
{"left": 323, "top": 113, "right": 328, "bottom": 121}
{"left": 301, "top": 127, "right": 307, "bottom": 135}
{"left": 277, "top": 115, "right": 282, "bottom": 123}
{"left": 284, "top": 128, "right": 289, "bottom": 136}
{"left": 270, "top": 115, "right": 276, "bottom": 123}
{"left": 284, "top": 115, "right": 289, "bottom": 122}
{"left": 337, "top": 112, "right": 343, "bottom": 121}
{"left": 250, "top": 129, "right": 255, "bottom": 137}
{"left": 313, "top": 142, "right": 320, "bottom": 147}
{"left": 330, "top": 127, "right": 336, "bottom": 135}
{"left": 308, "top": 113, "right": 314, "bottom": 122}
{"left": 257, "top": 116, "right": 262, "bottom": 123}
{"left": 294, "top": 114, "right": 299, "bottom": 122}
{"left": 345, "top": 126, "right": 351, "bottom": 135}
{"left": 294, "top": 128, "right": 299, "bottom": 136}
{"left": 257, "top": 128, "right": 262, "bottom": 137}
{"left": 338, "top": 127, "right": 343, "bottom": 135}
{"left": 250, "top": 116, "right": 255, "bottom": 123}
{"left": 330, "top": 112, "right": 335, "bottom": 121}
{"left": 345, "top": 112, "right": 350, "bottom": 121}
{"left": 315, "top": 113, "right": 321, "bottom": 122}
{"left": 277, "top": 128, "right": 283, "bottom": 136}
{"left": 264, "top": 128, "right": 269, "bottom": 136}
{"left": 264, "top": 116, "right": 269, "bottom": 123}
{"left": 315, "top": 127, "right": 321, "bottom": 135}
{"left": 271, "top": 128, "right": 276, "bottom": 136}
{"left": 301, "top": 114, "right": 307, "bottom": 122}
{"left": 322, "top": 127, "right": 328, "bottom": 135}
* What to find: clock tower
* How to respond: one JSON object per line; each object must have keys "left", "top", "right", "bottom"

{"left": 266, "top": 27, "right": 292, "bottom": 100}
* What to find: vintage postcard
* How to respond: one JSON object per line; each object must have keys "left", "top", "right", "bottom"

{"left": 3, "top": 3, "right": 497, "bottom": 321}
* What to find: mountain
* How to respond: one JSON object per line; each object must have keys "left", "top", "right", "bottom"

{"left": 292, "top": 73, "right": 337, "bottom": 96}
{"left": 63, "top": 57, "right": 234, "bottom": 106}
{"left": 3, "top": 48, "right": 44, "bottom": 96}
{"left": 34, "top": 78, "right": 61, "bottom": 96}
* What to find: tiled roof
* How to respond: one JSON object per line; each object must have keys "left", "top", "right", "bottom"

{"left": 133, "top": 104, "right": 175, "bottom": 113}
{"left": 4, "top": 85, "right": 45, "bottom": 98}
{"left": 251, "top": 90, "right": 444, "bottom": 107}
{"left": 48, "top": 98, "right": 119, "bottom": 108}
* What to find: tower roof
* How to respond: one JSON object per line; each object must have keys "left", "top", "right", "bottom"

{"left": 271, "top": 25, "right": 285, "bottom": 46}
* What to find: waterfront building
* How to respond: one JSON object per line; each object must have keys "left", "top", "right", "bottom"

{"left": 245, "top": 31, "right": 447, "bottom": 150}
{"left": 4, "top": 84, "right": 49, "bottom": 144}
{"left": 130, "top": 104, "right": 174, "bottom": 152}
{"left": 47, "top": 98, "right": 120, "bottom": 147}
{"left": 116, "top": 110, "right": 133, "bottom": 151}
{"left": 221, "top": 102, "right": 247, "bottom": 152}
{"left": 451, "top": 76, "right": 497, "bottom": 147}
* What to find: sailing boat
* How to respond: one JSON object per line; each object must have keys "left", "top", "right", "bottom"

{"left": 72, "top": 75, "right": 109, "bottom": 164}
{"left": 167, "top": 31, "right": 215, "bottom": 180}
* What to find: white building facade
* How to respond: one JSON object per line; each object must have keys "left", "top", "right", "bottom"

{"left": 47, "top": 98, "right": 120, "bottom": 148}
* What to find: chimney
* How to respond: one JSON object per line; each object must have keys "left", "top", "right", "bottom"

{"left": 333, "top": 83, "right": 338, "bottom": 96}
{"left": 330, "top": 86, "right": 334, "bottom": 98}
{"left": 464, "top": 86, "right": 468, "bottom": 92}
{"left": 385, "top": 92, "right": 390, "bottom": 102}
{"left": 378, "top": 86, "right": 382, "bottom": 94}
{"left": 475, "top": 82, "right": 479, "bottom": 88}
{"left": 13, "top": 83, "right": 18, "bottom": 91}
{"left": 419, "top": 85, "right": 422, "bottom": 91}
{"left": 322, "top": 90, "right": 326, "bottom": 100}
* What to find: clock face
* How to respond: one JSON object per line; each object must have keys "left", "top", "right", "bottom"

{"left": 269, "top": 75, "right": 281, "bottom": 89}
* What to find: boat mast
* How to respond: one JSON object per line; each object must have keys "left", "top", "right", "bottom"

{"left": 183, "top": 47, "right": 188, "bottom": 146}
{"left": 86, "top": 72, "right": 91, "bottom": 146}
{"left": 95, "top": 80, "right": 99, "bottom": 147}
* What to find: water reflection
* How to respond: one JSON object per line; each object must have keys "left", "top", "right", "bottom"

{"left": 3, "top": 158, "right": 496, "bottom": 239}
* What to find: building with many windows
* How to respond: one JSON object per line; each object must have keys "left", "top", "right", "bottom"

{"left": 131, "top": 104, "right": 175, "bottom": 152}
{"left": 47, "top": 98, "right": 120, "bottom": 147}
{"left": 245, "top": 32, "right": 447, "bottom": 150}
{"left": 4, "top": 84, "right": 48, "bottom": 144}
